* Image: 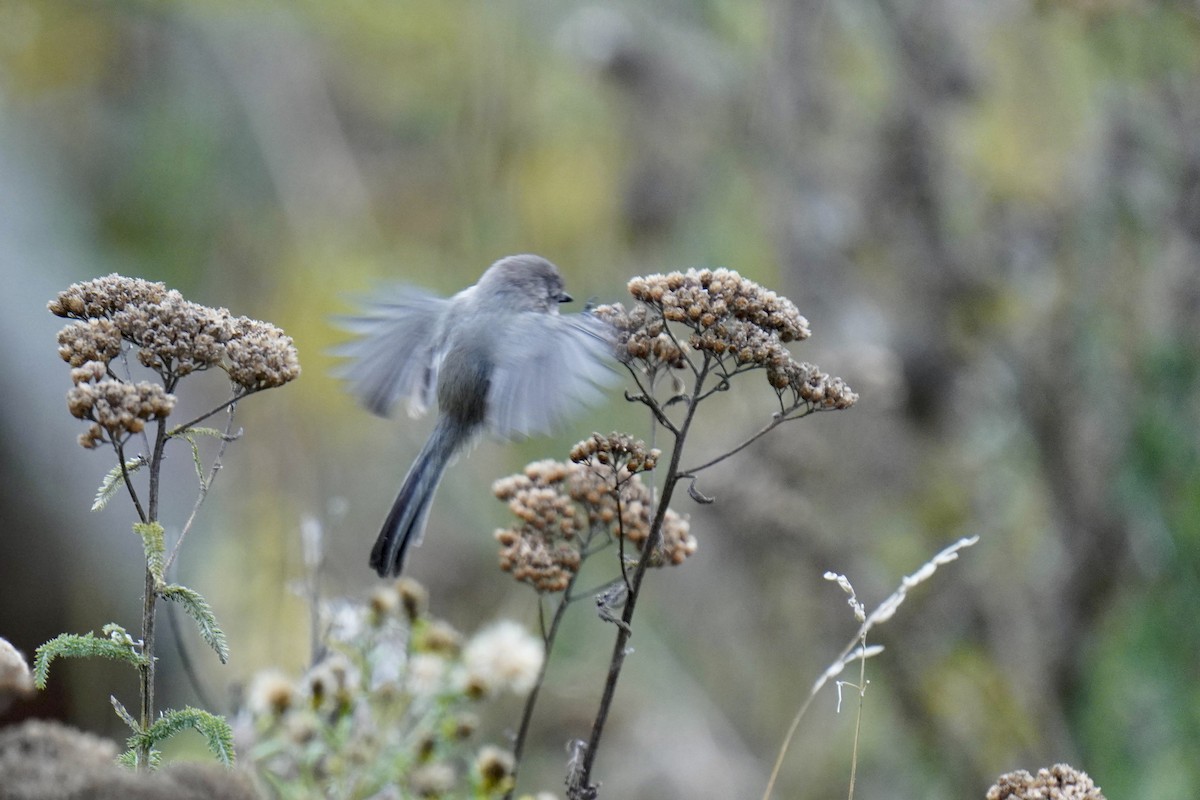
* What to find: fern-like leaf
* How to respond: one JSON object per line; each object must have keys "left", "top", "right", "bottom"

{"left": 117, "top": 747, "right": 162, "bottom": 770}
{"left": 158, "top": 584, "right": 229, "bottom": 663}
{"left": 134, "top": 706, "right": 236, "bottom": 766}
{"left": 92, "top": 458, "right": 146, "bottom": 512}
{"left": 169, "top": 426, "right": 225, "bottom": 483}
{"left": 33, "top": 631, "right": 147, "bottom": 689}
{"left": 136, "top": 521, "right": 166, "bottom": 586}
{"left": 110, "top": 695, "right": 140, "bottom": 732}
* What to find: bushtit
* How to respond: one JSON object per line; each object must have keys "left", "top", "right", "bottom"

{"left": 339, "top": 254, "right": 613, "bottom": 577}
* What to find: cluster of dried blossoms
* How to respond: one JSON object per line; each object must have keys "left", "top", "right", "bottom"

{"left": 593, "top": 268, "right": 857, "bottom": 411}
{"left": 49, "top": 274, "right": 300, "bottom": 448}
{"left": 986, "top": 764, "right": 1106, "bottom": 800}
{"left": 493, "top": 434, "right": 694, "bottom": 592}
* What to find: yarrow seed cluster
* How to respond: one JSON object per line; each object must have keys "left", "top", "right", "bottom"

{"left": 493, "top": 440, "right": 694, "bottom": 593}
{"left": 67, "top": 379, "right": 176, "bottom": 449}
{"left": 986, "top": 764, "right": 1106, "bottom": 800}
{"left": 593, "top": 268, "right": 857, "bottom": 410}
{"left": 50, "top": 274, "right": 300, "bottom": 448}
{"left": 568, "top": 432, "right": 660, "bottom": 474}
{"left": 628, "top": 268, "right": 811, "bottom": 342}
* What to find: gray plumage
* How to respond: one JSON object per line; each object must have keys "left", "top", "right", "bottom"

{"left": 337, "top": 254, "right": 614, "bottom": 577}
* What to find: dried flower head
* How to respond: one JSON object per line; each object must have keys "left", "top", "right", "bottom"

{"left": 493, "top": 447, "right": 695, "bottom": 591}
{"left": 474, "top": 745, "right": 514, "bottom": 792}
{"left": 112, "top": 291, "right": 236, "bottom": 377}
{"left": 50, "top": 274, "right": 299, "bottom": 450}
{"left": 395, "top": 577, "right": 429, "bottom": 622}
{"left": 245, "top": 670, "right": 297, "bottom": 719}
{"left": 48, "top": 274, "right": 168, "bottom": 320}
{"left": 368, "top": 585, "right": 401, "bottom": 624}
{"left": 765, "top": 357, "right": 859, "bottom": 410}
{"left": 304, "top": 654, "right": 359, "bottom": 716}
{"left": 409, "top": 762, "right": 456, "bottom": 797}
{"left": 569, "top": 431, "right": 660, "bottom": 475}
{"left": 461, "top": 621, "right": 543, "bottom": 696}
{"left": 66, "top": 378, "right": 176, "bottom": 448}
{"left": 224, "top": 317, "right": 301, "bottom": 391}
{"left": 0, "top": 638, "right": 34, "bottom": 703}
{"left": 56, "top": 319, "right": 123, "bottom": 367}
{"left": 596, "top": 268, "right": 857, "bottom": 410}
{"left": 592, "top": 301, "right": 687, "bottom": 371}
{"left": 986, "top": 764, "right": 1106, "bottom": 800}
{"left": 405, "top": 653, "right": 450, "bottom": 698}
{"left": 414, "top": 620, "right": 464, "bottom": 657}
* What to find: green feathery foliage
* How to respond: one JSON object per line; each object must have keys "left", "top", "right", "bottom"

{"left": 129, "top": 706, "right": 236, "bottom": 766}
{"left": 170, "top": 426, "right": 226, "bottom": 483}
{"left": 92, "top": 457, "right": 146, "bottom": 511}
{"left": 111, "top": 694, "right": 140, "bottom": 731}
{"left": 33, "top": 629, "right": 148, "bottom": 689}
{"left": 136, "top": 521, "right": 166, "bottom": 586}
{"left": 157, "top": 583, "right": 229, "bottom": 663}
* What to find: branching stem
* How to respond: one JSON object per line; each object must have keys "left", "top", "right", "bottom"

{"left": 570, "top": 356, "right": 711, "bottom": 797}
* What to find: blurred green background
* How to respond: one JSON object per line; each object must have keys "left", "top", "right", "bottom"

{"left": 2, "top": 0, "right": 1198, "bottom": 797}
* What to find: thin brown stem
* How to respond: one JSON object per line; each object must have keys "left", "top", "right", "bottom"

{"left": 115, "top": 442, "right": 148, "bottom": 524}
{"left": 505, "top": 587, "right": 575, "bottom": 800}
{"left": 135, "top": 414, "right": 171, "bottom": 769}
{"left": 680, "top": 402, "right": 813, "bottom": 477}
{"left": 164, "top": 402, "right": 240, "bottom": 572}
{"left": 570, "top": 357, "right": 711, "bottom": 798}
{"left": 625, "top": 367, "right": 680, "bottom": 434}
{"left": 167, "top": 390, "right": 251, "bottom": 436}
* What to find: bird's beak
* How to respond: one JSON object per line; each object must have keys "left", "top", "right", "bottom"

{"left": 557, "top": 292, "right": 573, "bottom": 304}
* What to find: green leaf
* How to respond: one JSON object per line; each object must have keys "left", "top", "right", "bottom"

{"left": 110, "top": 695, "right": 140, "bottom": 732}
{"left": 116, "top": 747, "right": 162, "bottom": 770}
{"left": 136, "top": 521, "right": 166, "bottom": 587}
{"left": 93, "top": 458, "right": 145, "bottom": 512}
{"left": 169, "top": 426, "right": 224, "bottom": 483}
{"left": 133, "top": 707, "right": 236, "bottom": 766}
{"left": 33, "top": 630, "right": 147, "bottom": 689}
{"left": 170, "top": 425, "right": 225, "bottom": 440}
{"left": 158, "top": 584, "right": 229, "bottom": 663}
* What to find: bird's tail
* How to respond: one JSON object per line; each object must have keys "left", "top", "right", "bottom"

{"left": 370, "top": 418, "right": 462, "bottom": 577}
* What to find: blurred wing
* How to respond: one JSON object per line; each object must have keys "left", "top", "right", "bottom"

{"left": 333, "top": 287, "right": 450, "bottom": 417}
{"left": 485, "top": 312, "right": 616, "bottom": 438}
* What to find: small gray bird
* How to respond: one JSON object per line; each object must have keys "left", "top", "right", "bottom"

{"left": 339, "top": 254, "right": 613, "bottom": 577}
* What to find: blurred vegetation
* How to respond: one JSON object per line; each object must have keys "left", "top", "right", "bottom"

{"left": 1, "top": 0, "right": 1198, "bottom": 798}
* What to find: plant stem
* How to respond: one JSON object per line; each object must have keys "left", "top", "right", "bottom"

{"left": 136, "top": 414, "right": 171, "bottom": 768}
{"left": 846, "top": 646, "right": 866, "bottom": 800}
{"left": 571, "top": 359, "right": 709, "bottom": 797}
{"left": 137, "top": 563, "right": 156, "bottom": 768}
{"left": 680, "top": 400, "right": 812, "bottom": 477}
{"left": 505, "top": 589, "right": 575, "bottom": 800}
{"left": 164, "top": 402, "right": 239, "bottom": 572}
